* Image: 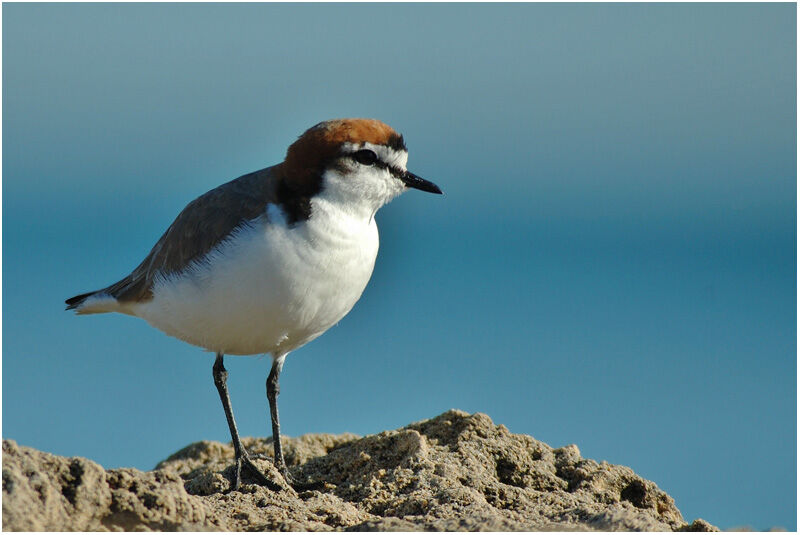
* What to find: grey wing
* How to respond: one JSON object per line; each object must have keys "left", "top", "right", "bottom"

{"left": 101, "top": 166, "right": 280, "bottom": 304}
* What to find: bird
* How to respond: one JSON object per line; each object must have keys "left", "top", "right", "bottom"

{"left": 65, "top": 118, "right": 442, "bottom": 490}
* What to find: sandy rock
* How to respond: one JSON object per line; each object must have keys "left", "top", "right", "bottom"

{"left": 2, "top": 410, "right": 717, "bottom": 531}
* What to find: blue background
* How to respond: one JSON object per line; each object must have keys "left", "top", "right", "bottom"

{"left": 3, "top": 3, "right": 795, "bottom": 530}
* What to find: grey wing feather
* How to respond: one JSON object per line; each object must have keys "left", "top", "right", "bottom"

{"left": 97, "top": 166, "right": 280, "bottom": 304}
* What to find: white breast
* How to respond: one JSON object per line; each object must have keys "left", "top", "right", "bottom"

{"left": 134, "top": 201, "right": 380, "bottom": 356}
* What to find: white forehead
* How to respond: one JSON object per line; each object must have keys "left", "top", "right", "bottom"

{"left": 341, "top": 141, "right": 408, "bottom": 171}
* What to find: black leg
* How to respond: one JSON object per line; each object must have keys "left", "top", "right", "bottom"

{"left": 212, "top": 353, "right": 279, "bottom": 491}
{"left": 267, "top": 356, "right": 293, "bottom": 483}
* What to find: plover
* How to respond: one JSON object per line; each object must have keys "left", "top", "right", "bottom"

{"left": 66, "top": 118, "right": 441, "bottom": 489}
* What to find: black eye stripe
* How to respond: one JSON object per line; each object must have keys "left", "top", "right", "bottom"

{"left": 371, "top": 159, "right": 405, "bottom": 178}
{"left": 348, "top": 149, "right": 407, "bottom": 179}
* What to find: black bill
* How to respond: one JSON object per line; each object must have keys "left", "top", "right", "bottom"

{"left": 401, "top": 171, "right": 442, "bottom": 194}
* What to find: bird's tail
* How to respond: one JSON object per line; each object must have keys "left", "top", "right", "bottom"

{"left": 65, "top": 290, "right": 120, "bottom": 315}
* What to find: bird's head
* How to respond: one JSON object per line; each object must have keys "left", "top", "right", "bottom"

{"left": 279, "top": 118, "right": 441, "bottom": 221}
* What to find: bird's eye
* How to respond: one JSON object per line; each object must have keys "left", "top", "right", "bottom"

{"left": 353, "top": 149, "right": 378, "bottom": 166}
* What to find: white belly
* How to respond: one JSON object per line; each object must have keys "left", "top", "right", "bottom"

{"left": 134, "top": 206, "right": 379, "bottom": 355}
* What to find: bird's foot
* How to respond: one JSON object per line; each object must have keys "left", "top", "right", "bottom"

{"left": 275, "top": 461, "right": 295, "bottom": 487}
{"left": 229, "top": 453, "right": 283, "bottom": 493}
{"left": 245, "top": 451, "right": 296, "bottom": 488}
